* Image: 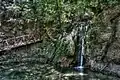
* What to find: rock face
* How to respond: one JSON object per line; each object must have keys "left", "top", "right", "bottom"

{"left": 107, "top": 20, "right": 120, "bottom": 63}
{"left": 0, "top": 0, "right": 42, "bottom": 39}
{"left": 86, "top": 5, "right": 120, "bottom": 76}
{"left": 0, "top": 0, "right": 44, "bottom": 52}
{"left": 1, "top": 0, "right": 120, "bottom": 77}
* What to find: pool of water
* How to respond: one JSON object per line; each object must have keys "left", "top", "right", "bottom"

{"left": 0, "top": 44, "right": 119, "bottom": 80}
{"left": 56, "top": 67, "right": 120, "bottom": 80}
{"left": 0, "top": 55, "right": 119, "bottom": 80}
{"left": 0, "top": 63, "right": 119, "bottom": 80}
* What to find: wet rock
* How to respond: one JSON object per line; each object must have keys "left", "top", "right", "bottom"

{"left": 58, "top": 57, "right": 73, "bottom": 67}
{"left": 88, "top": 60, "right": 120, "bottom": 77}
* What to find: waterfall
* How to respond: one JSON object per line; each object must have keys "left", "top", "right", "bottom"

{"left": 74, "top": 21, "right": 89, "bottom": 72}
{"left": 80, "top": 24, "right": 85, "bottom": 67}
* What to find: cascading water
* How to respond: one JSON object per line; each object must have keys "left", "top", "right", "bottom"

{"left": 74, "top": 21, "right": 89, "bottom": 73}
{"left": 63, "top": 21, "right": 89, "bottom": 77}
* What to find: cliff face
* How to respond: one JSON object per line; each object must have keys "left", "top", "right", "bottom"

{"left": 87, "top": 5, "right": 120, "bottom": 62}
{"left": 0, "top": 1, "right": 44, "bottom": 51}
{"left": 86, "top": 5, "right": 120, "bottom": 76}
{"left": 0, "top": 1, "right": 23, "bottom": 38}
{"left": 0, "top": 0, "right": 40, "bottom": 39}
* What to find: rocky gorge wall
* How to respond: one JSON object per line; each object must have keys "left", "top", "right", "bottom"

{"left": 86, "top": 5, "right": 120, "bottom": 77}
{"left": 0, "top": 0, "right": 44, "bottom": 52}
{"left": 1, "top": 0, "right": 120, "bottom": 78}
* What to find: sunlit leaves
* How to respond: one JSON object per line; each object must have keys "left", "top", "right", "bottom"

{"left": 18, "top": 0, "right": 120, "bottom": 33}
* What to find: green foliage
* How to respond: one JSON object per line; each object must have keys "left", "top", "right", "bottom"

{"left": 19, "top": 0, "right": 120, "bottom": 25}
{"left": 15, "top": 0, "right": 120, "bottom": 58}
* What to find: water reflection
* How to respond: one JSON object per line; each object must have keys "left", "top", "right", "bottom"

{"left": 60, "top": 67, "right": 120, "bottom": 80}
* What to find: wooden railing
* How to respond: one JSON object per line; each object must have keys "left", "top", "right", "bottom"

{"left": 0, "top": 33, "right": 41, "bottom": 51}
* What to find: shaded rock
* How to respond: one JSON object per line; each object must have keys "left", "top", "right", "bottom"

{"left": 88, "top": 60, "right": 120, "bottom": 77}
{"left": 86, "top": 5, "right": 120, "bottom": 62}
